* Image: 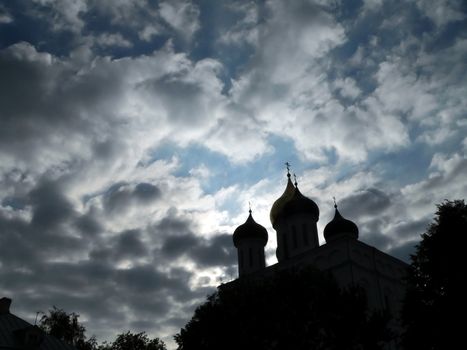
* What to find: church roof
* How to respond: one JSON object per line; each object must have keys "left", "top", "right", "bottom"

{"left": 233, "top": 212, "right": 268, "bottom": 247}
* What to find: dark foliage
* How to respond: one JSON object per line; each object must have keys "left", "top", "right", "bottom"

{"left": 401, "top": 199, "right": 467, "bottom": 349}
{"left": 39, "top": 307, "right": 97, "bottom": 350}
{"left": 99, "top": 331, "right": 166, "bottom": 350}
{"left": 175, "top": 267, "right": 392, "bottom": 350}
{"left": 39, "top": 308, "right": 166, "bottom": 350}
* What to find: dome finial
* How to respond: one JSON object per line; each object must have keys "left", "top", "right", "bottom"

{"left": 333, "top": 196, "right": 337, "bottom": 209}
{"left": 293, "top": 173, "right": 298, "bottom": 187}
{"left": 248, "top": 201, "right": 252, "bottom": 214}
{"left": 285, "top": 161, "right": 291, "bottom": 178}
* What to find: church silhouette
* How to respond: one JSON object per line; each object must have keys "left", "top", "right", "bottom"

{"left": 232, "top": 167, "right": 408, "bottom": 315}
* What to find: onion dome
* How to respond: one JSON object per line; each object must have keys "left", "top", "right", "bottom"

{"left": 233, "top": 211, "right": 268, "bottom": 247}
{"left": 282, "top": 186, "right": 320, "bottom": 221}
{"left": 270, "top": 173, "right": 296, "bottom": 228}
{"left": 324, "top": 204, "right": 359, "bottom": 242}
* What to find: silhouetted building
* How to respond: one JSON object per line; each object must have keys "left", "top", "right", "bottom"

{"left": 0, "top": 297, "right": 76, "bottom": 350}
{"left": 232, "top": 170, "right": 408, "bottom": 315}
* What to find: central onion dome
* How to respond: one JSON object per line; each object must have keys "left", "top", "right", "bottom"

{"left": 270, "top": 173, "right": 319, "bottom": 227}
{"left": 233, "top": 211, "right": 268, "bottom": 247}
{"left": 282, "top": 186, "right": 319, "bottom": 221}
{"left": 324, "top": 205, "right": 359, "bottom": 242}
{"left": 270, "top": 174, "right": 296, "bottom": 228}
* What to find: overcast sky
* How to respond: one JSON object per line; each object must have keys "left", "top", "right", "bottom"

{"left": 0, "top": 0, "right": 466, "bottom": 348}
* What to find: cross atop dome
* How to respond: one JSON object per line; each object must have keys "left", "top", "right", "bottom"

{"left": 285, "top": 162, "right": 291, "bottom": 177}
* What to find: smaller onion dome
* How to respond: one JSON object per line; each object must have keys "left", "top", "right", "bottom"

{"left": 233, "top": 211, "right": 268, "bottom": 247}
{"left": 324, "top": 204, "right": 359, "bottom": 242}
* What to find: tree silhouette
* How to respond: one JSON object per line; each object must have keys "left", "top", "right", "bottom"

{"left": 175, "top": 267, "right": 392, "bottom": 350}
{"left": 99, "top": 331, "right": 166, "bottom": 350}
{"left": 401, "top": 199, "right": 467, "bottom": 349}
{"left": 39, "top": 306, "right": 97, "bottom": 350}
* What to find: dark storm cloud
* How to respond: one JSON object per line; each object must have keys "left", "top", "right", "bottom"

{"left": 115, "top": 265, "right": 177, "bottom": 293}
{"left": 392, "top": 217, "right": 430, "bottom": 240}
{"left": 103, "top": 182, "right": 161, "bottom": 213}
{"left": 116, "top": 229, "right": 148, "bottom": 257}
{"left": 140, "top": 75, "right": 209, "bottom": 125}
{"left": 134, "top": 183, "right": 161, "bottom": 201}
{"left": 29, "top": 181, "right": 75, "bottom": 228}
{"left": 0, "top": 180, "right": 91, "bottom": 266}
{"left": 339, "top": 188, "right": 391, "bottom": 219}
{"left": 190, "top": 234, "right": 236, "bottom": 267}
{"left": 0, "top": 253, "right": 197, "bottom": 335}
{"left": 88, "top": 229, "right": 148, "bottom": 263}
{"left": 52, "top": 212, "right": 232, "bottom": 336}
{"left": 103, "top": 183, "right": 135, "bottom": 213}
{"left": 0, "top": 43, "right": 71, "bottom": 137}
{"left": 74, "top": 210, "right": 103, "bottom": 236}
{"left": 0, "top": 202, "right": 204, "bottom": 331}
{"left": 155, "top": 215, "right": 192, "bottom": 235}
{"left": 157, "top": 215, "right": 236, "bottom": 267}
{"left": 0, "top": 212, "right": 40, "bottom": 265}
{"left": 161, "top": 231, "right": 236, "bottom": 267}
{"left": 0, "top": 41, "right": 127, "bottom": 169}
{"left": 161, "top": 233, "right": 199, "bottom": 257}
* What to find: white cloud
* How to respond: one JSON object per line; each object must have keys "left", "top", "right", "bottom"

{"left": 32, "top": 0, "right": 87, "bottom": 33}
{"left": 188, "top": 163, "right": 211, "bottom": 179}
{"left": 218, "top": 2, "right": 259, "bottom": 46}
{"left": 227, "top": 0, "right": 413, "bottom": 164}
{"left": 138, "top": 24, "right": 161, "bottom": 42}
{"left": 0, "top": 40, "right": 230, "bottom": 177}
{"left": 416, "top": 0, "right": 466, "bottom": 27}
{"left": 373, "top": 59, "right": 438, "bottom": 120}
{"left": 89, "top": 0, "right": 154, "bottom": 26}
{"left": 361, "top": 0, "right": 383, "bottom": 13}
{"left": 358, "top": 32, "right": 467, "bottom": 151}
{"left": 94, "top": 33, "right": 133, "bottom": 48}
{"left": 204, "top": 108, "right": 273, "bottom": 164}
{"left": 333, "top": 77, "right": 361, "bottom": 99}
{"left": 0, "top": 4, "right": 13, "bottom": 23}
{"left": 402, "top": 151, "right": 467, "bottom": 216}
{"left": 159, "top": 0, "right": 200, "bottom": 41}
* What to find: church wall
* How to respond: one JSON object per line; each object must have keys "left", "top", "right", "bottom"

{"left": 269, "top": 237, "right": 408, "bottom": 314}
{"left": 347, "top": 239, "right": 407, "bottom": 313}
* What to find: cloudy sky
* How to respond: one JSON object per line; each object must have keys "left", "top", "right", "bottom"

{"left": 0, "top": 0, "right": 466, "bottom": 348}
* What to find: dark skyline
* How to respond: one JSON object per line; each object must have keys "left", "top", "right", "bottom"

{"left": 1, "top": 0, "right": 466, "bottom": 349}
